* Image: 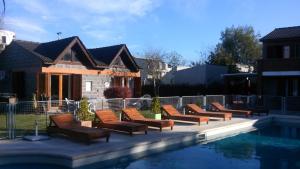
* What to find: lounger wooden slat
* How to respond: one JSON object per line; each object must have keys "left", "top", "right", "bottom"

{"left": 186, "top": 104, "right": 232, "bottom": 121}
{"left": 122, "top": 108, "right": 174, "bottom": 131}
{"left": 161, "top": 105, "right": 209, "bottom": 125}
{"left": 95, "top": 110, "right": 148, "bottom": 135}
{"left": 210, "top": 102, "right": 251, "bottom": 117}
{"left": 47, "top": 114, "right": 110, "bottom": 144}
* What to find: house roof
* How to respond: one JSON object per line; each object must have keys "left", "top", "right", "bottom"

{"left": 260, "top": 26, "right": 300, "bottom": 41}
{"left": 88, "top": 44, "right": 140, "bottom": 71}
{"left": 14, "top": 36, "right": 81, "bottom": 64}
{"left": 7, "top": 36, "right": 139, "bottom": 70}
{"left": 88, "top": 44, "right": 124, "bottom": 66}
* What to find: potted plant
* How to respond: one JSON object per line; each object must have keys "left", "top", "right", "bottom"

{"left": 150, "top": 97, "right": 161, "bottom": 120}
{"left": 77, "top": 97, "right": 92, "bottom": 127}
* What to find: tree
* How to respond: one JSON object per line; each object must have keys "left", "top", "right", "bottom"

{"left": 190, "top": 51, "right": 210, "bottom": 67}
{"left": 208, "top": 26, "right": 262, "bottom": 72}
{"left": 142, "top": 48, "right": 166, "bottom": 96}
{"left": 166, "top": 51, "right": 186, "bottom": 69}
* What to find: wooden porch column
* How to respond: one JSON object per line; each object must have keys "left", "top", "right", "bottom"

{"left": 59, "top": 74, "right": 63, "bottom": 105}
{"left": 36, "top": 73, "right": 40, "bottom": 99}
{"left": 45, "top": 73, "right": 51, "bottom": 98}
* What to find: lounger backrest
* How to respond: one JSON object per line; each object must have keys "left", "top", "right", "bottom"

{"left": 49, "top": 114, "right": 75, "bottom": 128}
{"left": 161, "top": 105, "right": 181, "bottom": 116}
{"left": 122, "top": 108, "right": 146, "bottom": 120}
{"left": 186, "top": 104, "right": 205, "bottom": 113}
{"left": 211, "top": 102, "right": 226, "bottom": 111}
{"left": 96, "top": 110, "right": 119, "bottom": 123}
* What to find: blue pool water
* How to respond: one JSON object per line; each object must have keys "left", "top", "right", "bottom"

{"left": 2, "top": 123, "right": 300, "bottom": 169}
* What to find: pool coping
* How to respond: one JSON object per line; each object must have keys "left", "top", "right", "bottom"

{"left": 0, "top": 115, "right": 298, "bottom": 168}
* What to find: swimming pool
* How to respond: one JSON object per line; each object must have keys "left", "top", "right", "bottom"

{"left": 1, "top": 123, "right": 300, "bottom": 169}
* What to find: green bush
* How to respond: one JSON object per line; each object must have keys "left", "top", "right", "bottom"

{"left": 77, "top": 97, "right": 92, "bottom": 121}
{"left": 151, "top": 97, "right": 161, "bottom": 114}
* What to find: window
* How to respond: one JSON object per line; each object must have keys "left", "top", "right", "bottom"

{"left": 85, "top": 81, "right": 92, "bottom": 92}
{"left": 283, "top": 46, "right": 290, "bottom": 59}
{"left": 2, "top": 36, "right": 6, "bottom": 44}
{"left": 62, "top": 49, "right": 79, "bottom": 62}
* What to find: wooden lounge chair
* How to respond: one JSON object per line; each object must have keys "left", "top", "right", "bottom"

{"left": 210, "top": 102, "right": 251, "bottom": 117}
{"left": 47, "top": 114, "right": 110, "bottom": 144}
{"left": 185, "top": 104, "right": 232, "bottom": 121}
{"left": 94, "top": 110, "right": 148, "bottom": 135}
{"left": 122, "top": 108, "right": 174, "bottom": 132}
{"left": 161, "top": 105, "right": 209, "bottom": 125}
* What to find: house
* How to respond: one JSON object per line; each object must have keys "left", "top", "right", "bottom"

{"left": 134, "top": 57, "right": 171, "bottom": 85}
{"left": 161, "top": 65, "right": 190, "bottom": 84}
{"left": 161, "top": 64, "right": 227, "bottom": 86}
{"left": 257, "top": 26, "right": 300, "bottom": 96}
{"left": 0, "top": 36, "right": 141, "bottom": 101}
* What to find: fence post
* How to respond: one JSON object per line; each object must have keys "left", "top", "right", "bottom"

{"left": 222, "top": 95, "right": 226, "bottom": 107}
{"left": 121, "top": 99, "right": 126, "bottom": 120}
{"left": 179, "top": 97, "right": 184, "bottom": 114}
{"left": 282, "top": 97, "right": 286, "bottom": 114}
{"left": 203, "top": 96, "right": 207, "bottom": 110}
{"left": 7, "top": 103, "right": 16, "bottom": 140}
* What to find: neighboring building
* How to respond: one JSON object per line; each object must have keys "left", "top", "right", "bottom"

{"left": 161, "top": 65, "right": 190, "bottom": 84}
{"left": 0, "top": 36, "right": 141, "bottom": 100}
{"left": 223, "top": 73, "right": 257, "bottom": 95}
{"left": 162, "top": 64, "right": 227, "bottom": 86}
{"left": 134, "top": 57, "right": 171, "bottom": 85}
{"left": 236, "top": 63, "right": 254, "bottom": 73}
{"left": 257, "top": 26, "right": 300, "bottom": 96}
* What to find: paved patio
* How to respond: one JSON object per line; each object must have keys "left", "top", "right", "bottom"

{"left": 0, "top": 116, "right": 271, "bottom": 168}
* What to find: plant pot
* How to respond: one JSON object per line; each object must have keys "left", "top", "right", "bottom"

{"left": 80, "top": 121, "right": 92, "bottom": 128}
{"left": 145, "top": 113, "right": 161, "bottom": 120}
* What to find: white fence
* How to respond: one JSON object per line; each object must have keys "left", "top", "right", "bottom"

{"left": 0, "top": 95, "right": 299, "bottom": 140}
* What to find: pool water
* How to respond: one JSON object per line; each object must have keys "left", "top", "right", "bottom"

{"left": 110, "top": 124, "right": 300, "bottom": 169}
{"left": 2, "top": 124, "right": 300, "bottom": 169}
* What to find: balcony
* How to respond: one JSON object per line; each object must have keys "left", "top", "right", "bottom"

{"left": 258, "top": 58, "right": 300, "bottom": 72}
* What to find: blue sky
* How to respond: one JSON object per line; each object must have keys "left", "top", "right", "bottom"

{"left": 3, "top": 0, "right": 300, "bottom": 63}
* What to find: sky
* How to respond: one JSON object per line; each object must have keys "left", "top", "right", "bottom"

{"left": 3, "top": 0, "right": 300, "bottom": 63}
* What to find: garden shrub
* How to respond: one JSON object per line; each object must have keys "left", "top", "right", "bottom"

{"left": 104, "top": 87, "right": 132, "bottom": 98}
{"left": 151, "top": 97, "right": 161, "bottom": 114}
{"left": 77, "top": 97, "right": 91, "bottom": 121}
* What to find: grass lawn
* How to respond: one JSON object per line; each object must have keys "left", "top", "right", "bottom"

{"left": 0, "top": 109, "right": 161, "bottom": 139}
{"left": 0, "top": 114, "right": 48, "bottom": 138}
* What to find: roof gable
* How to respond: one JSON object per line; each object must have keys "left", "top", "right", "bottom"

{"left": 88, "top": 44, "right": 139, "bottom": 71}
{"left": 14, "top": 37, "right": 96, "bottom": 67}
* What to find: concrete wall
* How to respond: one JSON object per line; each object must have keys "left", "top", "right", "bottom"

{"left": 164, "top": 65, "right": 227, "bottom": 85}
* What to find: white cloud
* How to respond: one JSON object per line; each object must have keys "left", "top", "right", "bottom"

{"left": 4, "top": 17, "right": 46, "bottom": 34}
{"left": 5, "top": 0, "right": 160, "bottom": 42}
{"left": 4, "top": 17, "right": 48, "bottom": 41}
{"left": 11, "top": 0, "right": 52, "bottom": 20}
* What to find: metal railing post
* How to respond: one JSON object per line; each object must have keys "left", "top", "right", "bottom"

{"left": 203, "top": 96, "right": 207, "bottom": 110}
{"left": 282, "top": 97, "right": 286, "bottom": 114}
{"left": 121, "top": 99, "right": 126, "bottom": 120}
{"left": 179, "top": 97, "right": 184, "bottom": 114}
{"left": 7, "top": 103, "right": 16, "bottom": 140}
{"left": 222, "top": 95, "right": 226, "bottom": 107}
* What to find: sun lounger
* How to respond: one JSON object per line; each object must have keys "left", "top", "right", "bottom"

{"left": 122, "top": 108, "right": 174, "bottom": 131}
{"left": 94, "top": 110, "right": 148, "bottom": 135}
{"left": 47, "top": 114, "right": 110, "bottom": 144}
{"left": 161, "top": 105, "right": 209, "bottom": 125}
{"left": 210, "top": 102, "right": 251, "bottom": 117}
{"left": 186, "top": 104, "right": 232, "bottom": 121}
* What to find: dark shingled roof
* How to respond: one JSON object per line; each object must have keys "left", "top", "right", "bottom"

{"left": 260, "top": 26, "right": 300, "bottom": 41}
{"left": 14, "top": 36, "right": 78, "bottom": 64}
{"left": 6, "top": 37, "right": 139, "bottom": 70}
{"left": 88, "top": 44, "right": 124, "bottom": 66}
